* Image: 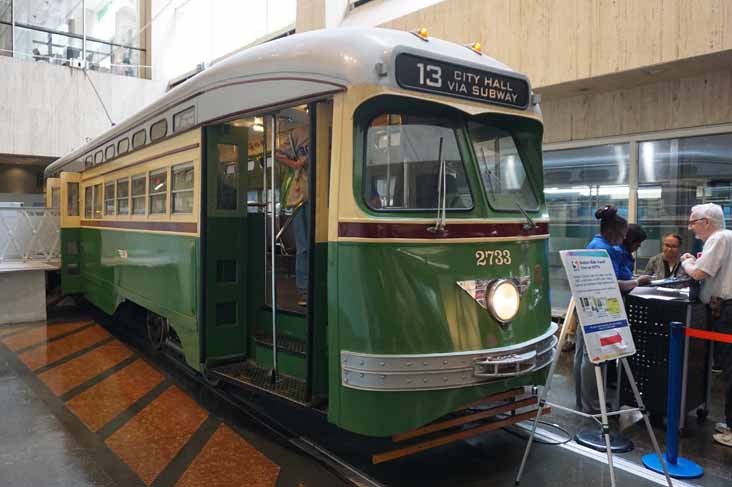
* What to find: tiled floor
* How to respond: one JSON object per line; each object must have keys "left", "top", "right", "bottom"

{"left": 3, "top": 316, "right": 729, "bottom": 487}
{"left": 0, "top": 319, "right": 343, "bottom": 487}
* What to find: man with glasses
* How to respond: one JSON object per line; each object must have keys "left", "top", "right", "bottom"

{"left": 680, "top": 203, "right": 732, "bottom": 447}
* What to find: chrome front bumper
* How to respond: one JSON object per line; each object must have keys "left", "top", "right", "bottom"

{"left": 341, "top": 322, "right": 558, "bottom": 391}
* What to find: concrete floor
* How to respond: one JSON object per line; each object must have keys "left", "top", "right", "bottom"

{"left": 1, "top": 306, "right": 730, "bottom": 487}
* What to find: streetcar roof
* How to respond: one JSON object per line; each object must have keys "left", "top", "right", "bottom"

{"left": 46, "top": 27, "right": 537, "bottom": 178}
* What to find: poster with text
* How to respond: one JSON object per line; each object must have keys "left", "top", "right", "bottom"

{"left": 560, "top": 249, "right": 636, "bottom": 363}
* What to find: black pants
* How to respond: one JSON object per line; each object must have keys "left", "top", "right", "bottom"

{"left": 708, "top": 303, "right": 732, "bottom": 428}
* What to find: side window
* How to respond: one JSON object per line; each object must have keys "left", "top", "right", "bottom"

{"left": 105, "top": 145, "right": 115, "bottom": 160}
{"left": 173, "top": 106, "right": 195, "bottom": 132}
{"left": 132, "top": 129, "right": 147, "bottom": 149}
{"left": 104, "top": 182, "right": 115, "bottom": 216}
{"left": 93, "top": 184, "right": 102, "bottom": 218}
{"left": 84, "top": 186, "right": 92, "bottom": 218}
{"left": 131, "top": 175, "right": 146, "bottom": 215}
{"left": 172, "top": 163, "right": 194, "bottom": 213}
{"left": 51, "top": 187, "right": 60, "bottom": 209}
{"left": 150, "top": 119, "right": 168, "bottom": 142}
{"left": 67, "top": 182, "right": 79, "bottom": 216}
{"left": 117, "top": 138, "right": 130, "bottom": 155}
{"left": 149, "top": 169, "right": 168, "bottom": 214}
{"left": 117, "top": 178, "right": 130, "bottom": 215}
{"left": 216, "top": 145, "right": 238, "bottom": 210}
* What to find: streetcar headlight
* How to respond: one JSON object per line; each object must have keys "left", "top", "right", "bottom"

{"left": 488, "top": 279, "right": 520, "bottom": 323}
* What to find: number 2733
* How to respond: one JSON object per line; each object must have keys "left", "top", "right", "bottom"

{"left": 475, "top": 250, "right": 512, "bottom": 266}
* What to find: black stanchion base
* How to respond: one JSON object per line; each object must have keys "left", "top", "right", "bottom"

{"left": 575, "top": 428, "right": 634, "bottom": 453}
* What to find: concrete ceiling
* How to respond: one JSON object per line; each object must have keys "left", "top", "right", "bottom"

{"left": 0, "top": 153, "right": 56, "bottom": 167}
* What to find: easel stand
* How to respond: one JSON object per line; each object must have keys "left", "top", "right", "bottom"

{"left": 515, "top": 297, "right": 674, "bottom": 487}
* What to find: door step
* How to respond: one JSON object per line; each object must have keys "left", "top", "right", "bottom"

{"left": 213, "top": 361, "right": 307, "bottom": 405}
{"left": 253, "top": 333, "right": 306, "bottom": 380}
{"left": 254, "top": 333, "right": 305, "bottom": 356}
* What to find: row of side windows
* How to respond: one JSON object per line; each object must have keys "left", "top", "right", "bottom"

{"left": 82, "top": 106, "right": 195, "bottom": 169}
{"left": 83, "top": 162, "right": 195, "bottom": 218}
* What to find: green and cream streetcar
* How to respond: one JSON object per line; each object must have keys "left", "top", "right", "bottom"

{"left": 45, "top": 27, "right": 556, "bottom": 439}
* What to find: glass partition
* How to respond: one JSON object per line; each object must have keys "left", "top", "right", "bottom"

{"left": 637, "top": 133, "right": 732, "bottom": 269}
{"left": 0, "top": 0, "right": 11, "bottom": 57}
{"left": 543, "top": 143, "right": 630, "bottom": 311}
{"left": 2, "top": 0, "right": 145, "bottom": 77}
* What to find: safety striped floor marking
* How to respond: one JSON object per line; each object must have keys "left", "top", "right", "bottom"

{"left": 0, "top": 321, "right": 289, "bottom": 487}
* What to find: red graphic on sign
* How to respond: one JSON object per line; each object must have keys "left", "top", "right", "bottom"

{"left": 600, "top": 334, "right": 623, "bottom": 347}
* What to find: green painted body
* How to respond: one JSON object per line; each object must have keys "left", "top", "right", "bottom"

{"left": 326, "top": 239, "right": 552, "bottom": 436}
{"left": 67, "top": 227, "right": 201, "bottom": 367}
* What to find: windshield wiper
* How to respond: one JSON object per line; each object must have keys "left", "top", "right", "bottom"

{"left": 428, "top": 137, "right": 447, "bottom": 234}
{"left": 516, "top": 201, "right": 537, "bottom": 231}
{"left": 479, "top": 148, "right": 536, "bottom": 231}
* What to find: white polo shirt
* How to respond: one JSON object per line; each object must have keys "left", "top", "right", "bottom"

{"left": 696, "top": 229, "right": 732, "bottom": 303}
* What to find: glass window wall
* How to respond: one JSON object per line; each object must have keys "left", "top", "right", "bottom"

{"left": 543, "top": 143, "right": 630, "bottom": 311}
{"left": 0, "top": 0, "right": 11, "bottom": 57}
{"left": 545, "top": 131, "right": 732, "bottom": 313}
{"left": 637, "top": 133, "right": 732, "bottom": 269}
{"left": 2, "top": 0, "right": 145, "bottom": 77}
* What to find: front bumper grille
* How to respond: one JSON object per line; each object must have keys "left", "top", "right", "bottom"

{"left": 341, "top": 322, "right": 558, "bottom": 391}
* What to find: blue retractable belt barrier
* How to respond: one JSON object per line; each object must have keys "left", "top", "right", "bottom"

{"left": 642, "top": 321, "right": 704, "bottom": 479}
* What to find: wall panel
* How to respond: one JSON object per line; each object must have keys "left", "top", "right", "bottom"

{"left": 542, "top": 69, "right": 732, "bottom": 143}
{"left": 378, "top": 0, "right": 732, "bottom": 88}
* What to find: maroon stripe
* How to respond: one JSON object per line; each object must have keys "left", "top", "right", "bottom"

{"left": 338, "top": 222, "right": 549, "bottom": 239}
{"left": 81, "top": 220, "right": 198, "bottom": 234}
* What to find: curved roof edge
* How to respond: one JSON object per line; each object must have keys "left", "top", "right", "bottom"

{"left": 46, "top": 27, "right": 537, "bottom": 177}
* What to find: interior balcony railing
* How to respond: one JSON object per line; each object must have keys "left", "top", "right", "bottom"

{"left": 0, "top": 20, "right": 148, "bottom": 79}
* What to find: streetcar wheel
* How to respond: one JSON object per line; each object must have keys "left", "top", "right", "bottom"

{"left": 145, "top": 312, "right": 168, "bottom": 351}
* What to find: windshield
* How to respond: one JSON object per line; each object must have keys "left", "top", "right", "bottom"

{"left": 363, "top": 114, "right": 473, "bottom": 211}
{"left": 468, "top": 122, "right": 539, "bottom": 211}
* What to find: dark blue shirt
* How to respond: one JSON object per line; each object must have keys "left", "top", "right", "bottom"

{"left": 586, "top": 235, "right": 630, "bottom": 280}
{"left": 614, "top": 245, "right": 635, "bottom": 281}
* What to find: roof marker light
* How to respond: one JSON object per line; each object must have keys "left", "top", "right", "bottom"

{"left": 411, "top": 28, "right": 430, "bottom": 41}
{"left": 465, "top": 42, "right": 483, "bottom": 55}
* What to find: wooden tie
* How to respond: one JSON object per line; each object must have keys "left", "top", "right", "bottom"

{"left": 372, "top": 388, "right": 549, "bottom": 464}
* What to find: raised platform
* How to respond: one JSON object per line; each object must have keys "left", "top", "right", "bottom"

{"left": 0, "top": 260, "right": 60, "bottom": 273}
{"left": 0, "top": 263, "right": 58, "bottom": 324}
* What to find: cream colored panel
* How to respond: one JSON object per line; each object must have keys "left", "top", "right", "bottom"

{"left": 45, "top": 178, "right": 60, "bottom": 209}
{"left": 79, "top": 130, "right": 201, "bottom": 235}
{"left": 59, "top": 172, "right": 81, "bottom": 229}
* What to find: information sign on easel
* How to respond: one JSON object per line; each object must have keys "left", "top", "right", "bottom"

{"left": 562, "top": 249, "right": 636, "bottom": 363}
{"left": 515, "top": 249, "right": 673, "bottom": 487}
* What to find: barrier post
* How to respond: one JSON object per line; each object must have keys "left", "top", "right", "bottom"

{"left": 641, "top": 321, "right": 703, "bottom": 479}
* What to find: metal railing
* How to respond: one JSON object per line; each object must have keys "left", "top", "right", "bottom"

{"left": 0, "top": 20, "right": 148, "bottom": 79}
{"left": 0, "top": 208, "right": 60, "bottom": 264}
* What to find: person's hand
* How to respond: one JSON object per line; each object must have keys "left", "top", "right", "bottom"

{"left": 680, "top": 252, "right": 695, "bottom": 262}
{"left": 294, "top": 156, "right": 308, "bottom": 169}
{"left": 637, "top": 275, "right": 652, "bottom": 286}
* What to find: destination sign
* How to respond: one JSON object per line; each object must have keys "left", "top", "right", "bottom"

{"left": 395, "top": 53, "right": 530, "bottom": 109}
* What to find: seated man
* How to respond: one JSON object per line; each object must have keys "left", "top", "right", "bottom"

{"left": 645, "top": 233, "right": 687, "bottom": 279}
